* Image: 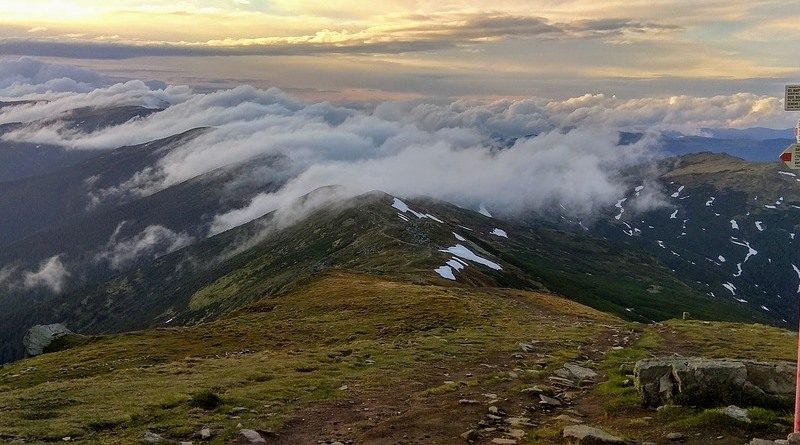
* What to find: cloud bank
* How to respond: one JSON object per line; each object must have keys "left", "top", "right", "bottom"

{"left": 0, "top": 58, "right": 794, "bottom": 243}
{"left": 0, "top": 14, "right": 681, "bottom": 60}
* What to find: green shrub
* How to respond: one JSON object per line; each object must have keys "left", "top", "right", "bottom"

{"left": 189, "top": 389, "right": 221, "bottom": 410}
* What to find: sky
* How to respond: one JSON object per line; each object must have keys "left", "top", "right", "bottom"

{"left": 0, "top": 0, "right": 798, "bottom": 102}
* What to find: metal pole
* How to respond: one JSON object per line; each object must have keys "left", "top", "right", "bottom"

{"left": 795, "top": 300, "right": 800, "bottom": 432}
{"left": 793, "top": 120, "right": 800, "bottom": 433}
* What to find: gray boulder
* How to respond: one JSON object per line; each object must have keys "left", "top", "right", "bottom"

{"left": 237, "top": 429, "right": 266, "bottom": 444}
{"left": 562, "top": 425, "right": 624, "bottom": 444}
{"left": 635, "top": 357, "right": 795, "bottom": 408}
{"left": 23, "top": 323, "right": 72, "bottom": 356}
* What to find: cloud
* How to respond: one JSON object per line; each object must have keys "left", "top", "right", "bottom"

{"left": 94, "top": 223, "right": 195, "bottom": 270}
{"left": 1, "top": 59, "right": 794, "bottom": 238}
{"left": 0, "top": 13, "right": 681, "bottom": 59}
{"left": 22, "top": 255, "right": 70, "bottom": 293}
{"left": 0, "top": 56, "right": 106, "bottom": 97}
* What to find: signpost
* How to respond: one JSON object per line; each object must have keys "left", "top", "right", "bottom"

{"left": 786, "top": 86, "right": 800, "bottom": 433}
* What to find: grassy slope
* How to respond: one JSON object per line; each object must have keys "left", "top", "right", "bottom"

{"left": 0, "top": 273, "right": 619, "bottom": 444}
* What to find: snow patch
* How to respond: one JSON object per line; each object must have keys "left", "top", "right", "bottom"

{"left": 434, "top": 265, "right": 456, "bottom": 280}
{"left": 670, "top": 209, "right": 678, "bottom": 219}
{"left": 453, "top": 232, "right": 466, "bottom": 241}
{"left": 722, "top": 282, "right": 736, "bottom": 295}
{"left": 671, "top": 185, "right": 685, "bottom": 198}
{"left": 730, "top": 220, "right": 739, "bottom": 230}
{"left": 490, "top": 228, "right": 508, "bottom": 238}
{"left": 755, "top": 221, "right": 764, "bottom": 231}
{"left": 392, "top": 197, "right": 443, "bottom": 223}
{"left": 705, "top": 197, "right": 715, "bottom": 206}
{"left": 478, "top": 204, "right": 492, "bottom": 218}
{"left": 440, "top": 244, "right": 502, "bottom": 270}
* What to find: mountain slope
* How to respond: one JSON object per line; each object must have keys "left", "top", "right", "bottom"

{"left": 0, "top": 274, "right": 792, "bottom": 445}
{"left": 0, "top": 190, "right": 766, "bottom": 363}
{"left": 0, "top": 127, "right": 206, "bottom": 246}
{"left": 598, "top": 153, "right": 800, "bottom": 325}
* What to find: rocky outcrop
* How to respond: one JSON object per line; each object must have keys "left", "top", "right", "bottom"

{"left": 23, "top": 323, "right": 72, "bottom": 357}
{"left": 634, "top": 357, "right": 795, "bottom": 408}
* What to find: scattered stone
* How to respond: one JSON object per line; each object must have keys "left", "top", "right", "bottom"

{"left": 666, "top": 432, "right": 685, "bottom": 441}
{"left": 460, "top": 429, "right": 480, "bottom": 442}
{"left": 539, "top": 394, "right": 561, "bottom": 407}
{"left": 554, "top": 414, "right": 584, "bottom": 424}
{"left": 635, "top": 357, "right": 795, "bottom": 408}
{"left": 238, "top": 429, "right": 266, "bottom": 444}
{"left": 562, "top": 363, "right": 598, "bottom": 381}
{"left": 505, "top": 429, "right": 526, "bottom": 439}
{"left": 518, "top": 342, "right": 536, "bottom": 353}
{"left": 562, "top": 425, "right": 623, "bottom": 444}
{"left": 459, "top": 399, "right": 480, "bottom": 405}
{"left": 520, "top": 385, "right": 551, "bottom": 396}
{"left": 490, "top": 439, "right": 517, "bottom": 445}
{"left": 749, "top": 439, "right": 777, "bottom": 445}
{"left": 142, "top": 432, "right": 166, "bottom": 444}
{"left": 505, "top": 417, "right": 535, "bottom": 427}
{"left": 23, "top": 324, "right": 72, "bottom": 356}
{"left": 721, "top": 405, "right": 750, "bottom": 423}
{"left": 548, "top": 377, "right": 577, "bottom": 388}
{"left": 199, "top": 428, "right": 212, "bottom": 440}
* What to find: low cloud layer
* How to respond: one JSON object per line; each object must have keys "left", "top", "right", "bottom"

{"left": 0, "top": 58, "right": 795, "bottom": 244}
{"left": 94, "top": 223, "right": 195, "bottom": 270}
{"left": 0, "top": 255, "right": 72, "bottom": 294}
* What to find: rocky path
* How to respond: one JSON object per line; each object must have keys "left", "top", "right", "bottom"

{"left": 245, "top": 324, "right": 639, "bottom": 445}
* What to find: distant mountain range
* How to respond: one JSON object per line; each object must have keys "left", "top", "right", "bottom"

{"left": 0, "top": 107, "right": 796, "bottom": 364}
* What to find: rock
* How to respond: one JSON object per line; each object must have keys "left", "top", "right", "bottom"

{"left": 562, "top": 425, "right": 624, "bottom": 444}
{"left": 554, "top": 414, "right": 584, "bottom": 424}
{"left": 788, "top": 432, "right": 800, "bottom": 445}
{"left": 238, "top": 429, "right": 266, "bottom": 444}
{"left": 490, "top": 439, "right": 517, "bottom": 445}
{"left": 539, "top": 394, "right": 561, "bottom": 407}
{"left": 460, "top": 429, "right": 480, "bottom": 442}
{"left": 459, "top": 399, "right": 480, "bottom": 404}
{"left": 199, "top": 428, "right": 212, "bottom": 440}
{"left": 520, "top": 385, "right": 551, "bottom": 396}
{"left": 549, "top": 376, "right": 578, "bottom": 388}
{"left": 23, "top": 324, "right": 72, "bottom": 356}
{"left": 562, "top": 363, "right": 598, "bottom": 381}
{"left": 634, "top": 357, "right": 795, "bottom": 408}
{"left": 721, "top": 405, "right": 750, "bottom": 423}
{"left": 518, "top": 342, "right": 536, "bottom": 353}
{"left": 142, "top": 432, "right": 166, "bottom": 444}
{"left": 749, "top": 439, "right": 777, "bottom": 445}
{"left": 666, "top": 432, "right": 685, "bottom": 441}
{"left": 505, "top": 417, "right": 535, "bottom": 427}
{"left": 506, "top": 429, "right": 526, "bottom": 439}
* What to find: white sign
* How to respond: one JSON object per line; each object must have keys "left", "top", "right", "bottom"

{"left": 787, "top": 85, "right": 800, "bottom": 111}
{"left": 780, "top": 143, "right": 800, "bottom": 169}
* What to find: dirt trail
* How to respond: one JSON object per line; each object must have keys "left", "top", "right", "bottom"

{"left": 260, "top": 325, "right": 634, "bottom": 445}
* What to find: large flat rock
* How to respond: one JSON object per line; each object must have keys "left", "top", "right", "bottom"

{"left": 634, "top": 357, "right": 795, "bottom": 408}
